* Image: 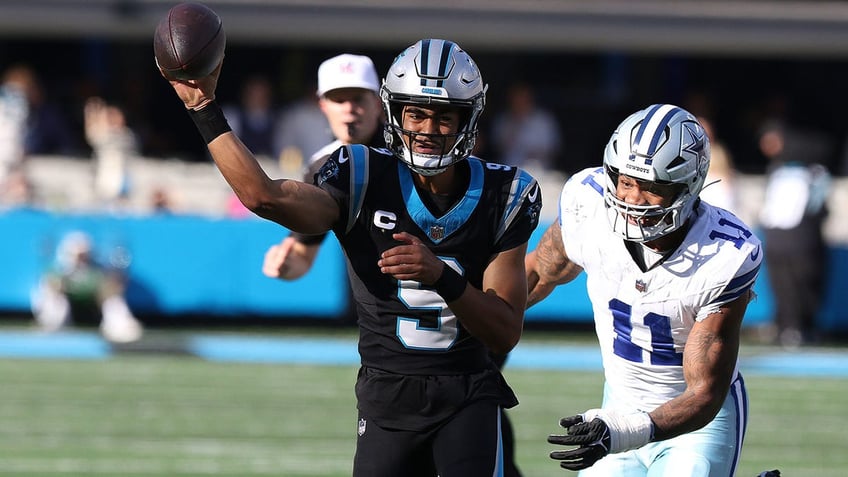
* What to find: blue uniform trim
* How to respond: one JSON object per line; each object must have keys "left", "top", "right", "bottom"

{"left": 727, "top": 265, "right": 760, "bottom": 291}
{"left": 582, "top": 168, "right": 605, "bottom": 196}
{"left": 728, "top": 373, "right": 748, "bottom": 477}
{"left": 398, "top": 158, "right": 483, "bottom": 244}
{"left": 715, "top": 264, "right": 760, "bottom": 304}
{"left": 346, "top": 145, "right": 370, "bottom": 235}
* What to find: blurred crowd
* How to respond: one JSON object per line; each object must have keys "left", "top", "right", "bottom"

{"left": 0, "top": 63, "right": 834, "bottom": 199}
{"left": 1, "top": 57, "right": 846, "bottom": 217}
{"left": 0, "top": 52, "right": 844, "bottom": 347}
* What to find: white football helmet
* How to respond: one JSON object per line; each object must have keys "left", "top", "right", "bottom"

{"left": 603, "top": 104, "right": 710, "bottom": 242}
{"left": 381, "top": 39, "right": 487, "bottom": 175}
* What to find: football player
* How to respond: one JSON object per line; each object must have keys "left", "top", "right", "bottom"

{"left": 161, "top": 38, "right": 541, "bottom": 477}
{"left": 261, "top": 50, "right": 525, "bottom": 477}
{"left": 526, "top": 104, "right": 761, "bottom": 476}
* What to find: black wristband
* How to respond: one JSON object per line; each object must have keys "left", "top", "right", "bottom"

{"left": 433, "top": 265, "right": 466, "bottom": 303}
{"left": 187, "top": 101, "right": 231, "bottom": 144}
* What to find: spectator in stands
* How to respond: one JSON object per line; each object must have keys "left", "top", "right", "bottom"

{"left": 149, "top": 186, "right": 174, "bottom": 215}
{"left": 223, "top": 74, "right": 281, "bottom": 161}
{"left": 758, "top": 117, "right": 832, "bottom": 348}
{"left": 0, "top": 164, "right": 37, "bottom": 209}
{"left": 0, "top": 69, "right": 29, "bottom": 185}
{"left": 31, "top": 230, "right": 143, "bottom": 343}
{"left": 490, "top": 81, "right": 562, "bottom": 174}
{"left": 2, "top": 64, "right": 78, "bottom": 157}
{"left": 83, "top": 97, "right": 138, "bottom": 208}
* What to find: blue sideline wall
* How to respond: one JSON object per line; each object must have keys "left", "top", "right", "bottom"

{"left": 0, "top": 209, "right": 347, "bottom": 319}
{"left": 1, "top": 208, "right": 846, "bottom": 331}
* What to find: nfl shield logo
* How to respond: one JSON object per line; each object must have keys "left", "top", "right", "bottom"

{"left": 635, "top": 280, "right": 647, "bottom": 293}
{"left": 358, "top": 418, "right": 367, "bottom": 436}
{"left": 429, "top": 225, "right": 445, "bottom": 241}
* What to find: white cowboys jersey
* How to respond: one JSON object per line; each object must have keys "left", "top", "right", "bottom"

{"left": 558, "top": 167, "right": 761, "bottom": 410}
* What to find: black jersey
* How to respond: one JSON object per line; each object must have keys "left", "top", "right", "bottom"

{"left": 315, "top": 145, "right": 541, "bottom": 375}
{"left": 289, "top": 129, "right": 387, "bottom": 246}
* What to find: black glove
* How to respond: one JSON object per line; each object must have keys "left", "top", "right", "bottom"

{"left": 757, "top": 471, "right": 781, "bottom": 477}
{"left": 548, "top": 415, "right": 612, "bottom": 471}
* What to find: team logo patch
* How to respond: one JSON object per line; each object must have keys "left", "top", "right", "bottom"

{"left": 429, "top": 225, "right": 445, "bottom": 241}
{"left": 317, "top": 158, "right": 340, "bottom": 185}
{"left": 358, "top": 418, "right": 367, "bottom": 436}
{"left": 635, "top": 279, "right": 647, "bottom": 293}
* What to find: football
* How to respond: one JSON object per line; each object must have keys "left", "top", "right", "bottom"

{"left": 153, "top": 2, "right": 226, "bottom": 80}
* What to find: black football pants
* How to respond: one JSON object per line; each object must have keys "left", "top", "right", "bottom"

{"left": 353, "top": 400, "right": 504, "bottom": 477}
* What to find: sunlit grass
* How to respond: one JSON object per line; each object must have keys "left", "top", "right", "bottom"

{"left": 0, "top": 328, "right": 845, "bottom": 476}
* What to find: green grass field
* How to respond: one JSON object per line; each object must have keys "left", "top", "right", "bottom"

{"left": 1, "top": 329, "right": 846, "bottom": 476}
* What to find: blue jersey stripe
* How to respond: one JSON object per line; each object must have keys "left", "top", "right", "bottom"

{"left": 726, "top": 265, "right": 760, "bottom": 293}
{"left": 715, "top": 284, "right": 753, "bottom": 305}
{"left": 346, "top": 145, "right": 370, "bottom": 234}
{"left": 497, "top": 168, "right": 537, "bottom": 243}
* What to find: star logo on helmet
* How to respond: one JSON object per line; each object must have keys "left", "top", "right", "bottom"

{"left": 682, "top": 123, "right": 707, "bottom": 158}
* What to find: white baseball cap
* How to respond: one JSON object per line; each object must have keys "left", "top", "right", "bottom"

{"left": 317, "top": 54, "right": 379, "bottom": 97}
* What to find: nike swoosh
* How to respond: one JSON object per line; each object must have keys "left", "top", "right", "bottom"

{"left": 338, "top": 149, "right": 349, "bottom": 164}
{"left": 528, "top": 186, "right": 539, "bottom": 203}
{"left": 750, "top": 245, "right": 760, "bottom": 261}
